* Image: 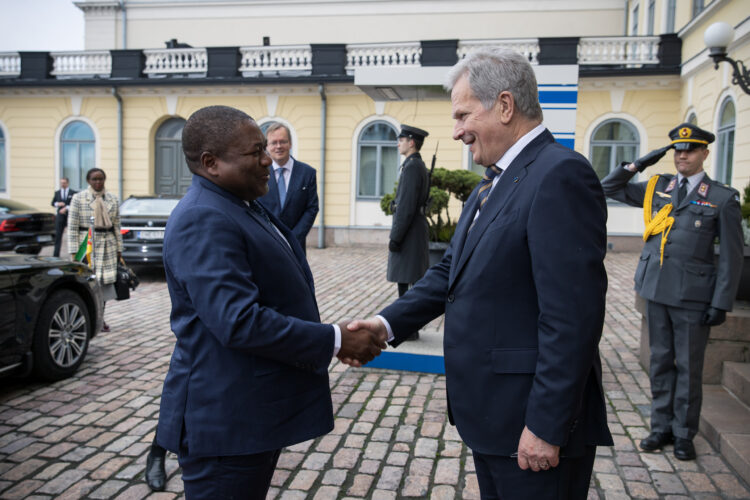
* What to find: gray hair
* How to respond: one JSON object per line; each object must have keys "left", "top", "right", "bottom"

{"left": 445, "top": 48, "right": 543, "bottom": 122}
{"left": 265, "top": 122, "right": 292, "bottom": 147}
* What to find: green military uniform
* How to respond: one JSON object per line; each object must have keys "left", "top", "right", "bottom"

{"left": 602, "top": 124, "right": 743, "bottom": 446}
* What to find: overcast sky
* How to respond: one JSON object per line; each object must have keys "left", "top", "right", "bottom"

{"left": 0, "top": 0, "right": 84, "bottom": 52}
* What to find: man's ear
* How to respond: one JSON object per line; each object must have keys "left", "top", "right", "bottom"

{"left": 201, "top": 151, "right": 219, "bottom": 177}
{"left": 495, "top": 91, "right": 515, "bottom": 125}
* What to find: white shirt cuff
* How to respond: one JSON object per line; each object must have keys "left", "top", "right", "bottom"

{"left": 375, "top": 314, "right": 395, "bottom": 342}
{"left": 332, "top": 324, "right": 341, "bottom": 357}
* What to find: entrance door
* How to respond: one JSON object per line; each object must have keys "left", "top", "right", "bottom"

{"left": 155, "top": 118, "right": 190, "bottom": 195}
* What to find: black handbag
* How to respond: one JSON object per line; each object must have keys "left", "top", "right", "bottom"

{"left": 115, "top": 258, "right": 139, "bottom": 300}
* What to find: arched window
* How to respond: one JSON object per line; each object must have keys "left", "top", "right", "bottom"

{"left": 155, "top": 118, "right": 189, "bottom": 195}
{"left": 589, "top": 119, "right": 639, "bottom": 180}
{"left": 715, "top": 98, "right": 735, "bottom": 185}
{"left": 357, "top": 121, "right": 399, "bottom": 198}
{"left": 61, "top": 121, "right": 95, "bottom": 191}
{"left": 0, "top": 128, "right": 5, "bottom": 192}
{"left": 260, "top": 121, "right": 276, "bottom": 136}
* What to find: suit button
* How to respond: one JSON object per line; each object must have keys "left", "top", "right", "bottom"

{"left": 447, "top": 294, "right": 455, "bottom": 303}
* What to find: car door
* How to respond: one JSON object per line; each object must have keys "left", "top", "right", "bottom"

{"left": 0, "top": 263, "right": 21, "bottom": 372}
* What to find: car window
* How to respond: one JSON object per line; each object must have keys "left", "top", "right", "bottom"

{"left": 120, "top": 198, "right": 180, "bottom": 216}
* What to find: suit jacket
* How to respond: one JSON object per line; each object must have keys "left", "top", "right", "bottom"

{"left": 601, "top": 167, "right": 743, "bottom": 311}
{"left": 157, "top": 175, "right": 334, "bottom": 457}
{"left": 387, "top": 152, "right": 430, "bottom": 284}
{"left": 380, "top": 130, "right": 613, "bottom": 456}
{"left": 258, "top": 158, "right": 319, "bottom": 251}
{"left": 51, "top": 188, "right": 77, "bottom": 221}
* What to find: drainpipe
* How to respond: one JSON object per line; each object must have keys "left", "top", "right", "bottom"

{"left": 119, "top": 0, "right": 127, "bottom": 49}
{"left": 111, "top": 87, "right": 123, "bottom": 201}
{"left": 317, "top": 83, "right": 327, "bottom": 249}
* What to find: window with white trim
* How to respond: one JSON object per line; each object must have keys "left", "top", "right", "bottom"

{"left": 589, "top": 119, "right": 640, "bottom": 180}
{"left": 715, "top": 98, "right": 735, "bottom": 185}
{"left": 357, "top": 121, "right": 399, "bottom": 198}
{"left": 61, "top": 121, "right": 95, "bottom": 191}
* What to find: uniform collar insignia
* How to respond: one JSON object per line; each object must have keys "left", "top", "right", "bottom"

{"left": 665, "top": 177, "right": 677, "bottom": 192}
{"left": 697, "top": 182, "right": 709, "bottom": 198}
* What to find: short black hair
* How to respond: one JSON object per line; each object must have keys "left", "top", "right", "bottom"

{"left": 86, "top": 168, "right": 106, "bottom": 181}
{"left": 182, "top": 105, "right": 255, "bottom": 173}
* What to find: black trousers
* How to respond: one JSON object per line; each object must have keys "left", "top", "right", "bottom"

{"left": 53, "top": 214, "right": 67, "bottom": 257}
{"left": 472, "top": 446, "right": 596, "bottom": 500}
{"left": 178, "top": 449, "right": 281, "bottom": 500}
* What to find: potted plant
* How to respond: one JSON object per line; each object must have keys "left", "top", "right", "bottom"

{"left": 737, "top": 181, "right": 750, "bottom": 301}
{"left": 382, "top": 167, "right": 481, "bottom": 265}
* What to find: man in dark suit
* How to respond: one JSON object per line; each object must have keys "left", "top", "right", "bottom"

{"left": 50, "top": 177, "right": 76, "bottom": 257}
{"left": 346, "top": 47, "right": 612, "bottom": 499}
{"left": 156, "top": 105, "right": 383, "bottom": 498}
{"left": 387, "top": 124, "right": 431, "bottom": 340}
{"left": 602, "top": 123, "right": 743, "bottom": 461}
{"left": 258, "top": 123, "right": 319, "bottom": 252}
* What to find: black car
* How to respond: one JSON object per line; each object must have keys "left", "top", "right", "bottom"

{"left": 0, "top": 254, "right": 103, "bottom": 380}
{"left": 120, "top": 195, "right": 181, "bottom": 265}
{"left": 0, "top": 198, "right": 56, "bottom": 254}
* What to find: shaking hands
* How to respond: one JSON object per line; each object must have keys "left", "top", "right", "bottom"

{"left": 336, "top": 317, "right": 389, "bottom": 367}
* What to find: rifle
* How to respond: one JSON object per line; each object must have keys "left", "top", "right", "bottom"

{"left": 424, "top": 141, "right": 438, "bottom": 213}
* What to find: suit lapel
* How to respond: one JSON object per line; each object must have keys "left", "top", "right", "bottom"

{"left": 448, "top": 130, "right": 553, "bottom": 290}
{"left": 283, "top": 159, "right": 305, "bottom": 213}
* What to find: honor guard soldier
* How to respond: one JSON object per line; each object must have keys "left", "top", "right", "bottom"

{"left": 602, "top": 123, "right": 744, "bottom": 461}
{"left": 387, "top": 125, "right": 431, "bottom": 340}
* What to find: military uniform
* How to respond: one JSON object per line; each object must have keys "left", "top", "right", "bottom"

{"left": 387, "top": 127, "right": 430, "bottom": 285}
{"left": 602, "top": 124, "right": 744, "bottom": 451}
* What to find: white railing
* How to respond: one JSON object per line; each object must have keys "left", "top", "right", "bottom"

{"left": 458, "top": 39, "right": 540, "bottom": 65}
{"left": 239, "top": 45, "right": 312, "bottom": 74}
{"left": 579, "top": 36, "right": 660, "bottom": 65}
{"left": 0, "top": 53, "right": 21, "bottom": 77}
{"left": 346, "top": 42, "right": 421, "bottom": 71}
{"left": 143, "top": 48, "right": 207, "bottom": 75}
{"left": 51, "top": 51, "right": 111, "bottom": 77}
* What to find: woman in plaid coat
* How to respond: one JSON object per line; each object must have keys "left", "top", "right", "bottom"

{"left": 68, "top": 168, "right": 123, "bottom": 332}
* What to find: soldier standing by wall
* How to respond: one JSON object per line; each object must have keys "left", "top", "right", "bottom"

{"left": 601, "top": 123, "right": 744, "bottom": 461}
{"left": 387, "top": 125, "right": 430, "bottom": 340}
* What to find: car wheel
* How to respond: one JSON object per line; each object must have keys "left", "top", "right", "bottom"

{"left": 32, "top": 290, "right": 91, "bottom": 381}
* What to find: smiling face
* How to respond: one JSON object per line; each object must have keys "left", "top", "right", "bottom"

{"left": 207, "top": 120, "right": 273, "bottom": 201}
{"left": 266, "top": 127, "right": 291, "bottom": 165}
{"left": 86, "top": 170, "right": 106, "bottom": 192}
{"left": 450, "top": 74, "right": 508, "bottom": 167}
{"left": 673, "top": 146, "right": 708, "bottom": 178}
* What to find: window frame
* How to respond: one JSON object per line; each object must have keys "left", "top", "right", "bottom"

{"left": 0, "top": 124, "right": 6, "bottom": 195}
{"left": 715, "top": 97, "right": 735, "bottom": 186}
{"left": 60, "top": 120, "right": 96, "bottom": 192}
{"left": 355, "top": 120, "right": 399, "bottom": 200}
{"left": 589, "top": 118, "right": 641, "bottom": 184}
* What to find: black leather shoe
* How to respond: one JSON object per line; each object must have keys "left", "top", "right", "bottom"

{"left": 674, "top": 438, "right": 696, "bottom": 460}
{"left": 640, "top": 431, "right": 674, "bottom": 451}
{"left": 145, "top": 453, "right": 166, "bottom": 491}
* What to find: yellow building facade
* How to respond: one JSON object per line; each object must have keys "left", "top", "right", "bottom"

{"left": 0, "top": 0, "right": 747, "bottom": 247}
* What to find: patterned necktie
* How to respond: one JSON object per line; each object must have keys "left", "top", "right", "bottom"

{"left": 677, "top": 177, "right": 688, "bottom": 205}
{"left": 477, "top": 165, "right": 502, "bottom": 212}
{"left": 277, "top": 167, "right": 287, "bottom": 207}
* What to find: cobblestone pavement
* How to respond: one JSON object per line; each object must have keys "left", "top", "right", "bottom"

{"left": 1, "top": 247, "right": 749, "bottom": 499}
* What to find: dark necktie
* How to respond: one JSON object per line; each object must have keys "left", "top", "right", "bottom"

{"left": 248, "top": 200, "right": 272, "bottom": 226}
{"left": 477, "top": 165, "right": 502, "bottom": 212}
{"left": 677, "top": 177, "right": 688, "bottom": 205}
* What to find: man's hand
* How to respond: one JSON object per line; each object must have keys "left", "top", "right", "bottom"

{"left": 337, "top": 317, "right": 389, "bottom": 367}
{"left": 701, "top": 307, "right": 726, "bottom": 326}
{"left": 632, "top": 145, "right": 673, "bottom": 172}
{"left": 336, "top": 319, "right": 387, "bottom": 367}
{"left": 389, "top": 240, "right": 401, "bottom": 252}
{"left": 517, "top": 426, "right": 560, "bottom": 472}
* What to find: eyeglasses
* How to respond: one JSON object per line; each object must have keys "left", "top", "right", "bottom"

{"left": 268, "top": 140, "right": 290, "bottom": 147}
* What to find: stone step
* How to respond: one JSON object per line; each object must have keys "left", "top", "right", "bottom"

{"left": 723, "top": 361, "right": 750, "bottom": 407}
{"left": 700, "top": 384, "right": 750, "bottom": 486}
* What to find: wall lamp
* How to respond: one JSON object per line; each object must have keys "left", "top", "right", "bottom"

{"left": 704, "top": 21, "right": 750, "bottom": 95}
